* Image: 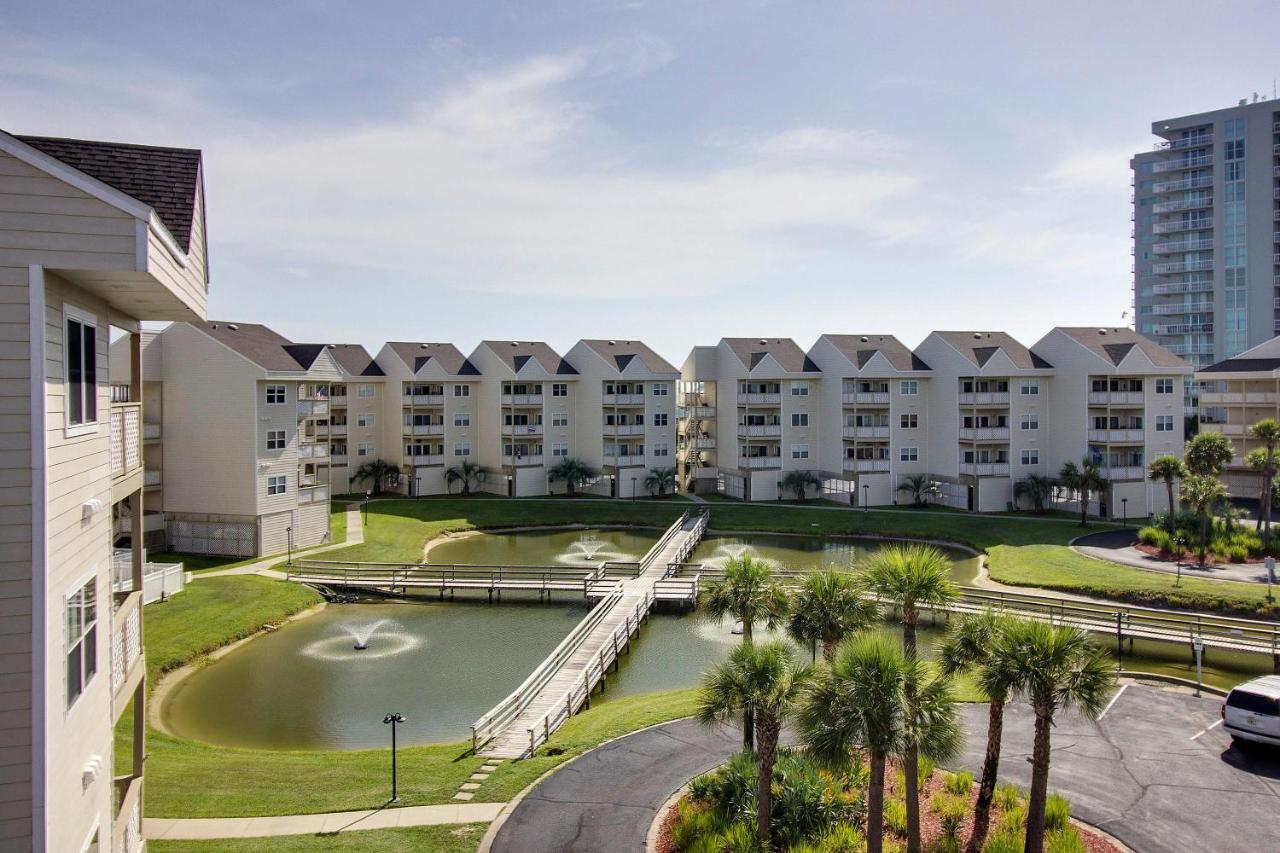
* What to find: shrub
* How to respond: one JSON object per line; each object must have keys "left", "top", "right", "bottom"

{"left": 993, "top": 782, "right": 1021, "bottom": 812}
{"left": 671, "top": 801, "right": 719, "bottom": 851}
{"left": 916, "top": 755, "right": 935, "bottom": 789}
{"left": 1044, "top": 792, "right": 1071, "bottom": 832}
{"left": 1046, "top": 827, "right": 1087, "bottom": 853}
{"left": 1227, "top": 544, "right": 1249, "bottom": 563}
{"left": 814, "top": 823, "right": 867, "bottom": 853}
{"left": 997, "top": 803, "right": 1027, "bottom": 836}
{"left": 884, "top": 798, "right": 908, "bottom": 836}
{"left": 686, "top": 836, "right": 722, "bottom": 853}
{"left": 943, "top": 770, "right": 973, "bottom": 797}
{"left": 981, "top": 830, "right": 1023, "bottom": 853}
{"left": 1137, "top": 526, "right": 1163, "bottom": 547}
{"left": 927, "top": 838, "right": 962, "bottom": 853}
{"left": 715, "top": 821, "right": 761, "bottom": 853}
{"left": 932, "top": 793, "right": 968, "bottom": 839}
{"left": 770, "top": 751, "right": 861, "bottom": 848}
{"left": 690, "top": 751, "right": 757, "bottom": 822}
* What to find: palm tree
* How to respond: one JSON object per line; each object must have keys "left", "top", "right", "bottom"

{"left": 547, "top": 457, "right": 596, "bottom": 496}
{"left": 444, "top": 459, "right": 486, "bottom": 496}
{"left": 896, "top": 474, "right": 940, "bottom": 508}
{"left": 643, "top": 465, "right": 677, "bottom": 497}
{"left": 985, "top": 621, "right": 1113, "bottom": 853}
{"left": 703, "top": 555, "right": 790, "bottom": 749}
{"left": 1181, "top": 474, "right": 1229, "bottom": 566}
{"left": 858, "top": 544, "right": 958, "bottom": 853}
{"left": 351, "top": 459, "right": 400, "bottom": 494}
{"left": 1013, "top": 474, "right": 1054, "bottom": 514}
{"left": 786, "top": 569, "right": 880, "bottom": 662}
{"left": 1184, "top": 431, "right": 1234, "bottom": 477}
{"left": 780, "top": 469, "right": 822, "bottom": 502}
{"left": 697, "top": 641, "right": 811, "bottom": 848}
{"left": 1249, "top": 419, "right": 1280, "bottom": 548}
{"left": 939, "top": 611, "right": 1019, "bottom": 853}
{"left": 1058, "top": 458, "right": 1110, "bottom": 527}
{"left": 800, "top": 633, "right": 962, "bottom": 853}
{"left": 1147, "top": 454, "right": 1188, "bottom": 533}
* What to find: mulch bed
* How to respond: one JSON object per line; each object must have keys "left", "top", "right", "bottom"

{"left": 1132, "top": 542, "right": 1263, "bottom": 567}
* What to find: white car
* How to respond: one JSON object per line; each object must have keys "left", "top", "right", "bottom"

{"left": 1222, "top": 675, "right": 1280, "bottom": 747}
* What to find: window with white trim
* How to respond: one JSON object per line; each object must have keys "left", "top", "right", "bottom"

{"left": 652, "top": 383, "right": 669, "bottom": 396}
{"left": 357, "top": 413, "right": 374, "bottom": 428}
{"left": 552, "top": 413, "right": 569, "bottom": 427}
{"left": 900, "top": 413, "right": 918, "bottom": 429}
{"left": 266, "top": 429, "right": 286, "bottom": 450}
{"left": 900, "top": 380, "right": 918, "bottom": 395}
{"left": 454, "top": 443, "right": 471, "bottom": 456}
{"left": 790, "top": 382, "right": 809, "bottom": 396}
{"left": 791, "top": 444, "right": 810, "bottom": 459}
{"left": 1021, "top": 414, "right": 1039, "bottom": 431}
{"left": 1020, "top": 381, "right": 1040, "bottom": 396}
{"left": 266, "top": 384, "right": 287, "bottom": 405}
{"left": 357, "top": 383, "right": 375, "bottom": 398}
{"left": 551, "top": 383, "right": 568, "bottom": 397}
{"left": 653, "top": 443, "right": 670, "bottom": 457}
{"left": 65, "top": 577, "right": 97, "bottom": 708}
{"left": 454, "top": 412, "right": 471, "bottom": 427}
{"left": 267, "top": 475, "right": 287, "bottom": 495}
{"left": 357, "top": 442, "right": 374, "bottom": 457}
{"left": 454, "top": 384, "right": 471, "bottom": 397}
{"left": 65, "top": 309, "right": 98, "bottom": 427}
{"left": 792, "top": 413, "right": 809, "bottom": 427}
{"left": 1156, "top": 415, "right": 1174, "bottom": 432}
{"left": 552, "top": 442, "right": 569, "bottom": 457}
{"left": 652, "top": 413, "right": 668, "bottom": 427}
{"left": 900, "top": 446, "right": 919, "bottom": 462}
{"left": 1155, "top": 378, "right": 1174, "bottom": 394}
{"left": 1021, "top": 449, "right": 1040, "bottom": 465}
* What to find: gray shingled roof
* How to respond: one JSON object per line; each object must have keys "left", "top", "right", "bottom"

{"left": 1051, "top": 327, "right": 1188, "bottom": 369}
{"left": 1199, "top": 358, "right": 1280, "bottom": 374}
{"left": 386, "top": 342, "right": 479, "bottom": 376}
{"left": 723, "top": 338, "right": 819, "bottom": 373}
{"left": 578, "top": 339, "right": 678, "bottom": 375}
{"left": 17, "top": 134, "right": 201, "bottom": 252}
{"left": 327, "top": 344, "right": 385, "bottom": 377}
{"left": 817, "top": 334, "right": 930, "bottom": 372}
{"left": 934, "top": 331, "right": 1052, "bottom": 370}
{"left": 192, "top": 322, "right": 307, "bottom": 371}
{"left": 480, "top": 341, "right": 578, "bottom": 375}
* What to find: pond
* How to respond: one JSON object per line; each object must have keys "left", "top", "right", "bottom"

{"left": 162, "top": 528, "right": 1273, "bottom": 751}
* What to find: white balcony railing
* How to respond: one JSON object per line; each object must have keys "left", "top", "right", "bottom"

{"left": 959, "top": 427, "right": 1010, "bottom": 441}
{"left": 853, "top": 392, "right": 890, "bottom": 405}
{"left": 298, "top": 443, "right": 329, "bottom": 459}
{"left": 1156, "top": 134, "right": 1212, "bottom": 151}
{"left": 1150, "top": 280, "right": 1213, "bottom": 295}
{"left": 1150, "top": 301, "right": 1212, "bottom": 315}
{"left": 683, "top": 405, "right": 716, "bottom": 418}
{"left": 958, "top": 392, "right": 1010, "bottom": 406}
{"left": 1152, "top": 176, "right": 1213, "bottom": 193}
{"left": 1152, "top": 218, "right": 1211, "bottom": 234}
{"left": 1089, "top": 429, "right": 1145, "bottom": 443}
{"left": 1152, "top": 196, "right": 1212, "bottom": 214}
{"left": 743, "top": 456, "right": 782, "bottom": 469}
{"left": 502, "top": 424, "right": 543, "bottom": 437}
{"left": 603, "top": 423, "right": 645, "bottom": 436}
{"left": 406, "top": 453, "right": 444, "bottom": 466}
{"left": 689, "top": 437, "right": 716, "bottom": 449}
{"left": 1152, "top": 155, "right": 1211, "bottom": 173}
{"left": 742, "top": 393, "right": 781, "bottom": 405}
{"left": 1088, "top": 391, "right": 1145, "bottom": 406}
{"left": 402, "top": 394, "right": 445, "bottom": 406}
{"left": 142, "top": 421, "right": 161, "bottom": 441}
{"left": 143, "top": 470, "right": 161, "bottom": 488}
{"left": 329, "top": 423, "right": 348, "bottom": 436}
{"left": 738, "top": 424, "right": 782, "bottom": 437}
{"left": 1152, "top": 238, "right": 1214, "bottom": 254}
{"left": 110, "top": 592, "right": 142, "bottom": 700}
{"left": 109, "top": 403, "right": 142, "bottom": 479}
{"left": 330, "top": 453, "right": 348, "bottom": 465}
{"left": 843, "top": 458, "right": 890, "bottom": 473}
{"left": 842, "top": 426, "right": 890, "bottom": 439}
{"left": 409, "top": 424, "right": 446, "bottom": 436}
{"left": 959, "top": 462, "right": 1010, "bottom": 477}
{"left": 603, "top": 393, "right": 645, "bottom": 405}
{"left": 504, "top": 454, "right": 544, "bottom": 467}
{"left": 502, "top": 394, "right": 544, "bottom": 406}
{"left": 298, "top": 484, "right": 330, "bottom": 504}
{"left": 1166, "top": 343, "right": 1214, "bottom": 356}
{"left": 609, "top": 455, "right": 646, "bottom": 467}
{"left": 297, "top": 400, "right": 329, "bottom": 417}
{"left": 1152, "top": 259, "right": 1214, "bottom": 274}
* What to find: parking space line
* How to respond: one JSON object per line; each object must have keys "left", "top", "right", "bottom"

{"left": 1098, "top": 684, "right": 1127, "bottom": 720}
{"left": 1190, "top": 719, "right": 1222, "bottom": 741}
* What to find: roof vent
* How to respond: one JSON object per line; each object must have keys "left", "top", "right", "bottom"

{"left": 1098, "top": 328, "right": 1108, "bottom": 335}
{"left": 420, "top": 343, "right": 430, "bottom": 349}
{"left": 227, "top": 323, "right": 239, "bottom": 331}
{"left": 759, "top": 339, "right": 768, "bottom": 345}
{"left": 859, "top": 336, "right": 869, "bottom": 343}
{"left": 608, "top": 340, "right": 616, "bottom": 346}
{"left": 510, "top": 341, "right": 519, "bottom": 347}
{"left": 973, "top": 333, "right": 982, "bottom": 340}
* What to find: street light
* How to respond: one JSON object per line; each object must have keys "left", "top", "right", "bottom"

{"left": 631, "top": 476, "right": 637, "bottom": 501}
{"left": 363, "top": 490, "right": 371, "bottom": 523}
{"left": 286, "top": 526, "right": 293, "bottom": 567}
{"left": 415, "top": 476, "right": 421, "bottom": 500}
{"left": 1121, "top": 497, "right": 1128, "bottom": 528}
{"left": 863, "top": 484, "right": 870, "bottom": 513}
{"left": 1173, "top": 536, "right": 1186, "bottom": 587}
{"left": 1192, "top": 636, "right": 1204, "bottom": 697}
{"left": 383, "top": 712, "right": 405, "bottom": 802}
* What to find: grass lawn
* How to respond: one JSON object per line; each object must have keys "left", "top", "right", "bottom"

{"left": 149, "top": 824, "right": 488, "bottom": 853}
{"left": 145, "top": 551, "right": 264, "bottom": 574}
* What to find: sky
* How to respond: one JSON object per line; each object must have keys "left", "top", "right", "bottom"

{"left": 3, "top": 1, "right": 1279, "bottom": 366}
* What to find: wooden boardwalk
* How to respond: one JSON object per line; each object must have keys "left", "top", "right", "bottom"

{"left": 472, "top": 511, "right": 709, "bottom": 758}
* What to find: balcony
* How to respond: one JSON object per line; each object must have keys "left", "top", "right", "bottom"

{"left": 742, "top": 393, "right": 781, "bottom": 405}
{"left": 603, "top": 393, "right": 645, "bottom": 405}
{"left": 1152, "top": 176, "right": 1213, "bottom": 193}
{"left": 142, "top": 421, "right": 161, "bottom": 441}
{"left": 1198, "top": 391, "right": 1238, "bottom": 404}
{"left": 402, "top": 393, "right": 444, "bottom": 406}
{"left": 329, "top": 423, "right": 348, "bottom": 436}
{"left": 407, "top": 423, "right": 446, "bottom": 436}
{"left": 1152, "top": 196, "right": 1212, "bottom": 214}
{"left": 607, "top": 455, "right": 646, "bottom": 468}
{"left": 143, "top": 469, "right": 161, "bottom": 489}
{"left": 406, "top": 453, "right": 444, "bottom": 466}
{"left": 843, "top": 458, "right": 890, "bottom": 473}
{"left": 841, "top": 392, "right": 890, "bottom": 405}
{"left": 298, "top": 484, "right": 330, "bottom": 504}
{"left": 683, "top": 405, "right": 716, "bottom": 418}
{"left": 298, "top": 443, "right": 329, "bottom": 459}
{"left": 1153, "top": 322, "right": 1214, "bottom": 335}
{"left": 502, "top": 424, "right": 543, "bottom": 437}
{"left": 110, "top": 591, "right": 143, "bottom": 715}
{"left": 687, "top": 437, "right": 716, "bottom": 449}
{"left": 958, "top": 392, "right": 1009, "bottom": 406}
{"left": 1089, "top": 429, "right": 1145, "bottom": 443}
{"left": 603, "top": 423, "right": 645, "bottom": 436}
{"left": 1150, "top": 280, "right": 1213, "bottom": 295}
{"left": 843, "top": 426, "right": 890, "bottom": 439}
{"left": 738, "top": 424, "right": 782, "bottom": 438}
{"left": 1088, "top": 391, "right": 1145, "bottom": 406}
{"left": 1152, "top": 218, "right": 1211, "bottom": 234}
{"left": 960, "top": 462, "right": 1010, "bottom": 477}
{"left": 112, "top": 772, "right": 143, "bottom": 853}
{"left": 1152, "top": 155, "right": 1211, "bottom": 173}
{"left": 959, "top": 427, "right": 1010, "bottom": 441}
{"left": 1150, "top": 301, "right": 1212, "bottom": 315}
{"left": 502, "top": 394, "right": 544, "bottom": 406}
{"left": 1155, "top": 134, "right": 1212, "bottom": 151}
{"left": 109, "top": 403, "right": 142, "bottom": 482}
{"left": 1166, "top": 343, "right": 1214, "bottom": 356}
{"left": 297, "top": 400, "right": 328, "bottom": 417}
{"left": 743, "top": 456, "right": 782, "bottom": 469}
{"left": 1106, "top": 466, "right": 1146, "bottom": 481}
{"left": 1152, "top": 238, "right": 1214, "bottom": 254}
{"left": 503, "top": 454, "right": 544, "bottom": 467}
{"left": 330, "top": 453, "right": 348, "bottom": 466}
{"left": 1152, "top": 259, "right": 1214, "bottom": 274}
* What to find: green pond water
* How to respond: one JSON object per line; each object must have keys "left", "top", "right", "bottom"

{"left": 162, "top": 529, "right": 1275, "bottom": 751}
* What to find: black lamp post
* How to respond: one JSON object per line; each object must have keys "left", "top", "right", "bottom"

{"left": 1121, "top": 497, "right": 1128, "bottom": 527}
{"left": 383, "top": 712, "right": 405, "bottom": 802}
{"left": 1174, "top": 536, "right": 1185, "bottom": 586}
{"left": 286, "top": 526, "right": 293, "bottom": 567}
{"left": 415, "top": 476, "right": 421, "bottom": 500}
{"left": 631, "top": 476, "right": 637, "bottom": 501}
{"left": 863, "top": 483, "right": 870, "bottom": 513}
{"left": 364, "top": 490, "right": 370, "bottom": 523}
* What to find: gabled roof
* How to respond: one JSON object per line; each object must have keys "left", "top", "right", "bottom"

{"left": 578, "top": 339, "right": 678, "bottom": 375}
{"left": 17, "top": 134, "right": 201, "bottom": 251}
{"left": 327, "top": 344, "right": 385, "bottom": 377}
{"left": 1051, "top": 327, "right": 1187, "bottom": 369}
{"left": 480, "top": 341, "right": 578, "bottom": 375}
{"left": 933, "top": 331, "right": 1052, "bottom": 370}
{"left": 817, "top": 334, "right": 930, "bottom": 372}
{"left": 723, "top": 338, "right": 819, "bottom": 374}
{"left": 385, "top": 342, "right": 479, "bottom": 376}
{"left": 1199, "top": 358, "right": 1280, "bottom": 375}
{"left": 191, "top": 322, "right": 379, "bottom": 375}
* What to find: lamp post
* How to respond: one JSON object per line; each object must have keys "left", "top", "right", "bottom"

{"left": 363, "top": 490, "right": 370, "bottom": 524}
{"left": 863, "top": 483, "right": 870, "bottom": 513}
{"left": 383, "top": 713, "right": 405, "bottom": 802}
{"left": 1192, "top": 636, "right": 1204, "bottom": 697}
{"left": 631, "top": 476, "right": 637, "bottom": 501}
{"left": 1121, "top": 497, "right": 1128, "bottom": 528}
{"left": 286, "top": 526, "right": 293, "bottom": 567}
{"left": 1174, "top": 536, "right": 1185, "bottom": 587}
{"left": 415, "top": 476, "right": 421, "bottom": 500}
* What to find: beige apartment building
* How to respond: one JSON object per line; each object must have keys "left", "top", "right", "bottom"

{"left": 0, "top": 131, "right": 208, "bottom": 852}
{"left": 1197, "top": 335, "right": 1280, "bottom": 497}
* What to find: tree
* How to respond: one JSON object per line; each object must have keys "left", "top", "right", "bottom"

{"left": 800, "top": 633, "right": 961, "bottom": 853}
{"left": 858, "top": 545, "right": 958, "bottom": 853}
{"left": 1058, "top": 458, "right": 1110, "bottom": 527}
{"left": 786, "top": 569, "right": 879, "bottom": 663}
{"left": 1147, "top": 454, "right": 1188, "bottom": 533}
{"left": 939, "top": 611, "right": 1020, "bottom": 853}
{"left": 643, "top": 465, "right": 677, "bottom": 497}
{"left": 1013, "top": 474, "right": 1054, "bottom": 514}
{"left": 444, "top": 460, "right": 486, "bottom": 496}
{"left": 351, "top": 459, "right": 400, "bottom": 494}
{"left": 697, "top": 641, "right": 811, "bottom": 849}
{"left": 780, "top": 469, "right": 821, "bottom": 502}
{"left": 1181, "top": 474, "right": 1229, "bottom": 566}
{"left": 896, "top": 474, "right": 940, "bottom": 508}
{"left": 547, "top": 457, "right": 596, "bottom": 496}
{"left": 703, "top": 555, "right": 790, "bottom": 749}
{"left": 985, "top": 621, "right": 1113, "bottom": 853}
{"left": 1184, "top": 431, "right": 1234, "bottom": 477}
{"left": 1248, "top": 419, "right": 1280, "bottom": 549}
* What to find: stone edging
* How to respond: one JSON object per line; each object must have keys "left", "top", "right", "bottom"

{"left": 645, "top": 784, "right": 688, "bottom": 851}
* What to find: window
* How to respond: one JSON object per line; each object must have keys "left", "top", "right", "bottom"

{"left": 1021, "top": 449, "right": 1040, "bottom": 465}
{"left": 454, "top": 384, "right": 470, "bottom": 397}
{"left": 1021, "top": 414, "right": 1039, "bottom": 431}
{"left": 552, "top": 383, "right": 568, "bottom": 397}
{"left": 653, "top": 443, "right": 670, "bottom": 457}
{"left": 267, "top": 475, "right": 287, "bottom": 495}
{"left": 357, "top": 442, "right": 374, "bottom": 457}
{"left": 792, "top": 413, "right": 809, "bottom": 427}
{"left": 900, "top": 446, "right": 919, "bottom": 462}
{"left": 266, "top": 384, "right": 287, "bottom": 405}
{"left": 266, "top": 430, "right": 286, "bottom": 450}
{"left": 652, "top": 412, "right": 668, "bottom": 427}
{"left": 65, "top": 310, "right": 97, "bottom": 427}
{"left": 65, "top": 577, "right": 97, "bottom": 708}
{"left": 1156, "top": 378, "right": 1174, "bottom": 394}
{"left": 552, "top": 442, "right": 569, "bottom": 457}
{"left": 791, "top": 382, "right": 810, "bottom": 396}
{"left": 552, "top": 413, "right": 569, "bottom": 427}
{"left": 1020, "top": 381, "right": 1039, "bottom": 396}
{"left": 791, "top": 444, "right": 810, "bottom": 459}
{"left": 357, "top": 383, "right": 375, "bottom": 398}
{"left": 454, "top": 412, "right": 471, "bottom": 427}
{"left": 454, "top": 443, "right": 471, "bottom": 456}
{"left": 357, "top": 413, "right": 375, "bottom": 428}
{"left": 1156, "top": 415, "right": 1174, "bottom": 432}
{"left": 900, "top": 414, "right": 918, "bottom": 429}
{"left": 900, "top": 380, "right": 918, "bottom": 396}
{"left": 652, "top": 383, "right": 669, "bottom": 396}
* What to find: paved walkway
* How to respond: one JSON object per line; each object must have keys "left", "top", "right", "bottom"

{"left": 146, "top": 801, "right": 503, "bottom": 841}
{"left": 486, "top": 684, "right": 1280, "bottom": 853}
{"left": 1074, "top": 528, "right": 1275, "bottom": 584}
{"left": 198, "top": 503, "right": 364, "bottom": 580}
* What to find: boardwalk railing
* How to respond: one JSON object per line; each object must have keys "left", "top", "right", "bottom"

{"left": 522, "top": 586, "right": 657, "bottom": 755}
{"left": 663, "top": 512, "right": 708, "bottom": 573}
{"left": 471, "top": 581, "right": 627, "bottom": 753}
{"left": 288, "top": 560, "right": 641, "bottom": 598}
{"left": 636, "top": 510, "right": 691, "bottom": 571}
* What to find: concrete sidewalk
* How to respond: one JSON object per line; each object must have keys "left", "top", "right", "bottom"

{"left": 198, "top": 503, "right": 364, "bottom": 579}
{"left": 1073, "top": 527, "right": 1274, "bottom": 584}
{"left": 146, "top": 801, "right": 504, "bottom": 840}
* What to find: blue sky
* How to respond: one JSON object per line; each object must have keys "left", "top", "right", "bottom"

{"left": 4, "top": 1, "right": 1279, "bottom": 363}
